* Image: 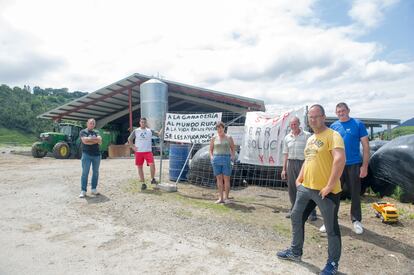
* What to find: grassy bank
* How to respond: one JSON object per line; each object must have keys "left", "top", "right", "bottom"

{"left": 0, "top": 127, "right": 37, "bottom": 146}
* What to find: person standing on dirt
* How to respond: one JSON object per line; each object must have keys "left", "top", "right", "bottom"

{"left": 209, "top": 121, "right": 235, "bottom": 204}
{"left": 79, "top": 118, "right": 102, "bottom": 198}
{"left": 128, "top": 117, "right": 160, "bottom": 190}
{"left": 326, "top": 102, "right": 369, "bottom": 235}
{"left": 281, "top": 116, "right": 317, "bottom": 221}
{"left": 277, "top": 104, "right": 345, "bottom": 275}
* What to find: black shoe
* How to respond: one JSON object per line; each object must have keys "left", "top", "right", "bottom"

{"left": 151, "top": 178, "right": 157, "bottom": 185}
{"left": 141, "top": 183, "right": 147, "bottom": 190}
{"left": 320, "top": 261, "right": 338, "bottom": 275}
{"left": 276, "top": 248, "right": 301, "bottom": 262}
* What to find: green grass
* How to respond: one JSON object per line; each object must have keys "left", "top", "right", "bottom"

{"left": 391, "top": 186, "right": 404, "bottom": 201}
{"left": 171, "top": 193, "right": 231, "bottom": 214}
{"left": 0, "top": 127, "right": 37, "bottom": 146}
{"left": 175, "top": 209, "right": 193, "bottom": 218}
{"left": 272, "top": 222, "right": 291, "bottom": 238}
{"left": 123, "top": 179, "right": 231, "bottom": 214}
{"left": 382, "top": 126, "right": 414, "bottom": 140}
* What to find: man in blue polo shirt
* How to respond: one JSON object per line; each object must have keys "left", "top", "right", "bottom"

{"left": 329, "top": 102, "right": 369, "bottom": 234}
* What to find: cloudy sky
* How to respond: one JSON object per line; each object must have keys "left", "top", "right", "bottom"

{"left": 1, "top": 0, "right": 413, "bottom": 121}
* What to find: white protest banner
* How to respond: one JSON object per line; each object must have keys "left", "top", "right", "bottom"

{"left": 239, "top": 108, "right": 306, "bottom": 166}
{"left": 164, "top": 112, "right": 222, "bottom": 144}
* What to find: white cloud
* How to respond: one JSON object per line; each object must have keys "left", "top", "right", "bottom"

{"left": 349, "top": 0, "right": 399, "bottom": 29}
{"left": 0, "top": 0, "right": 413, "bottom": 121}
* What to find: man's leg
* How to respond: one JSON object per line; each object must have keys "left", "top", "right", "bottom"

{"left": 146, "top": 152, "right": 157, "bottom": 184}
{"left": 348, "top": 164, "right": 362, "bottom": 222}
{"left": 150, "top": 163, "right": 155, "bottom": 179}
{"left": 81, "top": 153, "right": 92, "bottom": 192}
{"left": 135, "top": 152, "right": 145, "bottom": 182}
{"left": 311, "top": 190, "right": 341, "bottom": 264}
{"left": 137, "top": 166, "right": 145, "bottom": 182}
{"left": 91, "top": 155, "right": 101, "bottom": 191}
{"left": 286, "top": 160, "right": 298, "bottom": 210}
{"left": 290, "top": 185, "right": 317, "bottom": 256}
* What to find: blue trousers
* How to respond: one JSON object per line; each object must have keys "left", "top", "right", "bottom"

{"left": 81, "top": 153, "right": 101, "bottom": 191}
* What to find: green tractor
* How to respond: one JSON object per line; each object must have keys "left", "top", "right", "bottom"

{"left": 31, "top": 123, "right": 118, "bottom": 159}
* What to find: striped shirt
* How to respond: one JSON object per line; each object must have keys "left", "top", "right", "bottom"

{"left": 282, "top": 129, "right": 311, "bottom": 160}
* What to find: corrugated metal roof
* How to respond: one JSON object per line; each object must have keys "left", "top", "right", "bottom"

{"left": 38, "top": 73, "right": 265, "bottom": 123}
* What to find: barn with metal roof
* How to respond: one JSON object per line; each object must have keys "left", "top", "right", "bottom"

{"left": 38, "top": 73, "right": 265, "bottom": 131}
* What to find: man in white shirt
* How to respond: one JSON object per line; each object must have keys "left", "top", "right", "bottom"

{"left": 281, "top": 116, "right": 317, "bottom": 221}
{"left": 128, "top": 117, "right": 160, "bottom": 190}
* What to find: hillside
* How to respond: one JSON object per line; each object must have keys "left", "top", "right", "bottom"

{"left": 0, "top": 85, "right": 87, "bottom": 138}
{"left": 400, "top": 117, "right": 414, "bottom": 127}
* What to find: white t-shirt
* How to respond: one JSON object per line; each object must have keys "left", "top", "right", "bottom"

{"left": 133, "top": 128, "right": 153, "bottom": 152}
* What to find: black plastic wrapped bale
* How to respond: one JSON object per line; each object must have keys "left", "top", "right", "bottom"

{"left": 187, "top": 145, "right": 245, "bottom": 188}
{"left": 360, "top": 140, "right": 389, "bottom": 196}
{"left": 368, "top": 134, "right": 414, "bottom": 202}
{"left": 369, "top": 140, "right": 389, "bottom": 153}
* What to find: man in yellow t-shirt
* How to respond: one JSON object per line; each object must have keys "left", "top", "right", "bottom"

{"left": 277, "top": 104, "right": 345, "bottom": 275}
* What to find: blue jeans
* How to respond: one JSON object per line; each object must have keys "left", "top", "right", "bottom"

{"left": 81, "top": 153, "right": 101, "bottom": 191}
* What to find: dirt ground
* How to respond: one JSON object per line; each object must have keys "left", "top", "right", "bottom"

{"left": 0, "top": 147, "right": 413, "bottom": 275}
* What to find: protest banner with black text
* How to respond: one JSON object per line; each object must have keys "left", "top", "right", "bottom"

{"left": 239, "top": 108, "right": 306, "bottom": 166}
{"left": 164, "top": 112, "right": 222, "bottom": 144}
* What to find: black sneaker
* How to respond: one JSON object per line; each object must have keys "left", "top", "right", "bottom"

{"left": 320, "top": 261, "right": 338, "bottom": 275}
{"left": 141, "top": 183, "right": 147, "bottom": 190}
{"left": 276, "top": 248, "right": 301, "bottom": 262}
{"left": 151, "top": 178, "right": 157, "bottom": 185}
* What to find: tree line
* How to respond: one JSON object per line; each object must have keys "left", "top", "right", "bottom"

{"left": 0, "top": 84, "right": 87, "bottom": 135}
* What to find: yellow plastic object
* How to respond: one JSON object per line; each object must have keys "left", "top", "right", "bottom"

{"left": 372, "top": 202, "right": 399, "bottom": 223}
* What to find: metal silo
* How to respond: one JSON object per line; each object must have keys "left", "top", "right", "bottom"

{"left": 140, "top": 79, "right": 168, "bottom": 131}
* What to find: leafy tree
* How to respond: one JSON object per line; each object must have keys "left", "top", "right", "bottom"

{"left": 0, "top": 84, "right": 87, "bottom": 136}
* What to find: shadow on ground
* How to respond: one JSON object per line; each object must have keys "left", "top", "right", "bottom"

{"left": 85, "top": 194, "right": 110, "bottom": 204}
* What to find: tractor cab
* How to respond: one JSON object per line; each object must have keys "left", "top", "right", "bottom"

{"left": 56, "top": 123, "right": 82, "bottom": 143}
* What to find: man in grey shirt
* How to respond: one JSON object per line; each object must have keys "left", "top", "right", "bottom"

{"left": 282, "top": 116, "right": 317, "bottom": 221}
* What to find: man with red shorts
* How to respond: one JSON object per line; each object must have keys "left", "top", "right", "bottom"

{"left": 128, "top": 117, "right": 160, "bottom": 190}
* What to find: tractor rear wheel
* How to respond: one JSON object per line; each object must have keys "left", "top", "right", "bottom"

{"left": 53, "top": 142, "right": 70, "bottom": 159}
{"left": 31, "top": 143, "right": 47, "bottom": 158}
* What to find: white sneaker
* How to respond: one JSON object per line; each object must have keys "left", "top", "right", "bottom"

{"left": 91, "top": 189, "right": 99, "bottom": 196}
{"left": 319, "top": 224, "right": 326, "bottom": 233}
{"left": 353, "top": 221, "right": 364, "bottom": 234}
{"left": 79, "top": 191, "right": 86, "bottom": 198}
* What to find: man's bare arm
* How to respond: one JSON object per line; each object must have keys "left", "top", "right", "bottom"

{"left": 127, "top": 131, "right": 137, "bottom": 151}
{"left": 281, "top": 153, "right": 288, "bottom": 180}
{"left": 360, "top": 136, "right": 369, "bottom": 178}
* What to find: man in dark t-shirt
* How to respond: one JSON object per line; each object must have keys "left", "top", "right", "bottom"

{"left": 79, "top": 118, "right": 102, "bottom": 198}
